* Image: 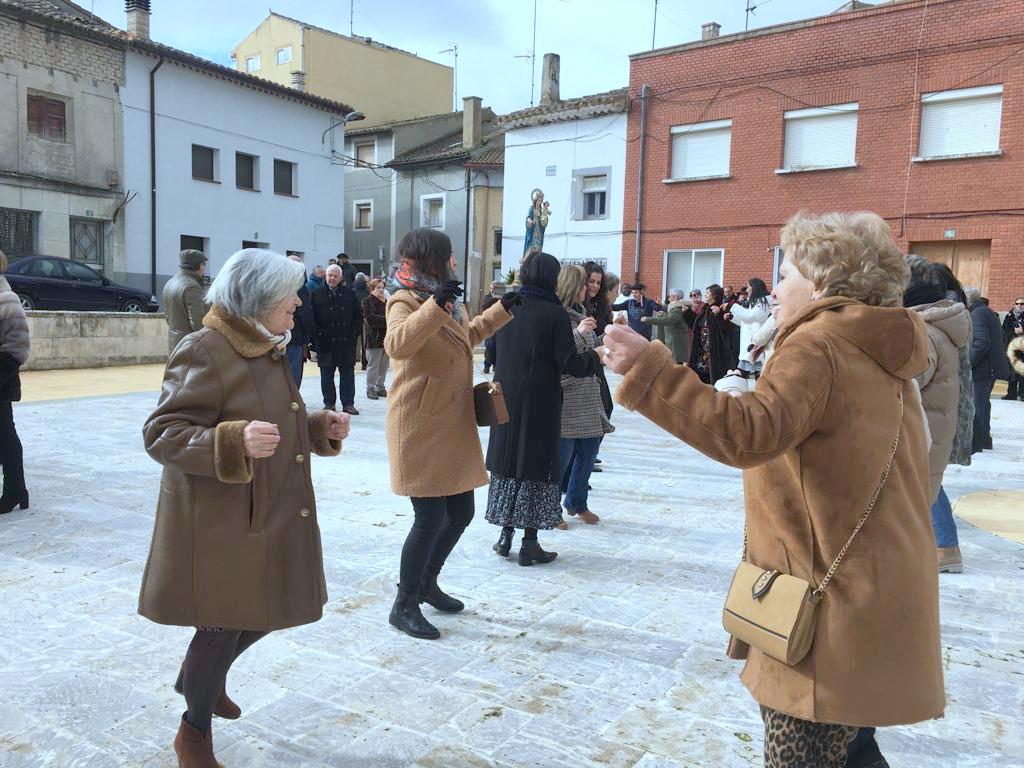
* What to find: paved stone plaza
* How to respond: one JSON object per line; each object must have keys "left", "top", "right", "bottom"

{"left": 1, "top": 365, "right": 1022, "bottom": 767}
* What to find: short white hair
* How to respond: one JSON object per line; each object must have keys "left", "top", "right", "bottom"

{"left": 964, "top": 286, "right": 981, "bottom": 306}
{"left": 668, "top": 289, "right": 683, "bottom": 299}
{"left": 206, "top": 249, "right": 304, "bottom": 321}
{"left": 325, "top": 264, "right": 342, "bottom": 276}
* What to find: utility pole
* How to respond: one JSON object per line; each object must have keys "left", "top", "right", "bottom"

{"left": 350, "top": 0, "right": 354, "bottom": 36}
{"left": 439, "top": 45, "right": 458, "bottom": 112}
{"left": 651, "top": 0, "right": 658, "bottom": 49}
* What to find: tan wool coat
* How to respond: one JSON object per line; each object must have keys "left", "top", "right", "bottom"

{"left": 139, "top": 306, "right": 341, "bottom": 631}
{"left": 616, "top": 297, "right": 945, "bottom": 727}
{"left": 385, "top": 291, "right": 511, "bottom": 497}
{"left": 911, "top": 300, "right": 970, "bottom": 505}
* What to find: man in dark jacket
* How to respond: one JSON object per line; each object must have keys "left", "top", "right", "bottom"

{"left": 1002, "top": 297, "right": 1024, "bottom": 400}
{"left": 611, "top": 283, "right": 659, "bottom": 340}
{"left": 337, "top": 253, "right": 357, "bottom": 289}
{"left": 311, "top": 264, "right": 362, "bottom": 415}
{"left": 161, "top": 249, "right": 209, "bottom": 352}
{"left": 285, "top": 255, "right": 315, "bottom": 387}
{"left": 968, "top": 288, "right": 1010, "bottom": 452}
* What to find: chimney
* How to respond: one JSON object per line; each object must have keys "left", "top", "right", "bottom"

{"left": 463, "top": 96, "right": 482, "bottom": 149}
{"left": 701, "top": 22, "right": 721, "bottom": 40}
{"left": 291, "top": 70, "right": 307, "bottom": 92}
{"left": 540, "top": 53, "right": 560, "bottom": 105}
{"left": 125, "top": 0, "right": 151, "bottom": 40}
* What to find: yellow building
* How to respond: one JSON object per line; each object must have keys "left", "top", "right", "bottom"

{"left": 230, "top": 12, "right": 453, "bottom": 127}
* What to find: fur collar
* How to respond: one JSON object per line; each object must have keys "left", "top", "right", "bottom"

{"left": 203, "top": 304, "right": 276, "bottom": 358}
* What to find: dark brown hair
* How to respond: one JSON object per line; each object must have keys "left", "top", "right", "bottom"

{"left": 397, "top": 228, "right": 452, "bottom": 280}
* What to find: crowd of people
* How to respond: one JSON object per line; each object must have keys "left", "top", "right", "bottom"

{"left": 2, "top": 206, "right": 1020, "bottom": 766}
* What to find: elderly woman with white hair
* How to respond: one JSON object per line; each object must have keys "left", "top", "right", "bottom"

{"left": 139, "top": 249, "right": 350, "bottom": 767}
{"left": 603, "top": 212, "right": 944, "bottom": 767}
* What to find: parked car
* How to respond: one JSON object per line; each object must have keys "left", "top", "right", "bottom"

{"left": 5, "top": 256, "right": 159, "bottom": 312}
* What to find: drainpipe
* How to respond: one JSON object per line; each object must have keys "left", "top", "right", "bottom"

{"left": 633, "top": 84, "right": 649, "bottom": 284}
{"left": 463, "top": 167, "right": 472, "bottom": 290}
{"left": 149, "top": 56, "right": 164, "bottom": 298}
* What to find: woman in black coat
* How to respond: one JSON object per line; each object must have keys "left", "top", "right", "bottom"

{"left": 0, "top": 251, "right": 30, "bottom": 515}
{"left": 684, "top": 283, "right": 737, "bottom": 384}
{"left": 485, "top": 252, "right": 600, "bottom": 565}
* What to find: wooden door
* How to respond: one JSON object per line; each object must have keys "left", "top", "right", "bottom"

{"left": 908, "top": 240, "right": 990, "bottom": 295}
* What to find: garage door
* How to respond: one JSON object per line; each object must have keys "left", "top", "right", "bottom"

{"left": 908, "top": 240, "right": 990, "bottom": 295}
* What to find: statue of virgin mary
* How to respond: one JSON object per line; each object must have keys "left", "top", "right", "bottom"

{"left": 523, "top": 188, "right": 550, "bottom": 258}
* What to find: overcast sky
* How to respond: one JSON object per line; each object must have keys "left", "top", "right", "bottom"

{"left": 90, "top": 0, "right": 848, "bottom": 113}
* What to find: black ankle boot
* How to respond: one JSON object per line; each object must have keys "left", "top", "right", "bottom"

{"left": 419, "top": 574, "right": 464, "bottom": 613}
{"left": 0, "top": 492, "right": 28, "bottom": 515}
{"left": 492, "top": 527, "right": 514, "bottom": 557}
{"left": 389, "top": 587, "right": 440, "bottom": 639}
{"left": 518, "top": 539, "right": 557, "bottom": 566}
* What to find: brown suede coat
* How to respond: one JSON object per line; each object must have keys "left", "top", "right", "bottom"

{"left": 139, "top": 305, "right": 341, "bottom": 631}
{"left": 616, "top": 297, "right": 945, "bottom": 727}
{"left": 384, "top": 291, "right": 511, "bottom": 497}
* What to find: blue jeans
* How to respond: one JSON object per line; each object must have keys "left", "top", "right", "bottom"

{"left": 931, "top": 485, "right": 959, "bottom": 548}
{"left": 558, "top": 437, "right": 601, "bottom": 513}
{"left": 286, "top": 344, "right": 304, "bottom": 387}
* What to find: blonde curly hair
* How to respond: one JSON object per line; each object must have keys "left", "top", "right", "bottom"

{"left": 781, "top": 211, "right": 909, "bottom": 308}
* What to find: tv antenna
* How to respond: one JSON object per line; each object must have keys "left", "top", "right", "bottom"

{"left": 745, "top": 0, "right": 774, "bottom": 30}
{"left": 513, "top": 0, "right": 539, "bottom": 106}
{"left": 439, "top": 45, "right": 458, "bottom": 112}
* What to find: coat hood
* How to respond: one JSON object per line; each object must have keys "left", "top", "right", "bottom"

{"left": 776, "top": 296, "right": 928, "bottom": 380}
{"left": 911, "top": 299, "right": 970, "bottom": 350}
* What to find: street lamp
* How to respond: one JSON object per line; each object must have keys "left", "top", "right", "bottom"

{"left": 321, "top": 110, "right": 366, "bottom": 144}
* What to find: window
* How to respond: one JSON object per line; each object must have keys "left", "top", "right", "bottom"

{"left": 236, "top": 152, "right": 258, "bottom": 190}
{"left": 180, "top": 234, "right": 207, "bottom": 253}
{"left": 781, "top": 103, "right": 858, "bottom": 172}
{"left": 669, "top": 120, "right": 731, "bottom": 181}
{"left": 63, "top": 259, "right": 103, "bottom": 283}
{"left": 0, "top": 208, "right": 38, "bottom": 255}
{"left": 192, "top": 145, "right": 217, "bottom": 182}
{"left": 276, "top": 47, "right": 292, "bottom": 65}
{"left": 286, "top": 250, "right": 304, "bottom": 259}
{"left": 773, "top": 246, "right": 784, "bottom": 287}
{"left": 354, "top": 201, "right": 373, "bottom": 230}
{"left": 421, "top": 194, "right": 445, "bottom": 229}
{"left": 24, "top": 258, "right": 64, "bottom": 279}
{"left": 70, "top": 218, "right": 104, "bottom": 264}
{"left": 245, "top": 55, "right": 261, "bottom": 72}
{"left": 582, "top": 175, "right": 608, "bottom": 219}
{"left": 918, "top": 84, "right": 1003, "bottom": 160}
{"left": 274, "top": 159, "right": 296, "bottom": 195}
{"left": 27, "top": 94, "right": 67, "bottom": 142}
{"left": 354, "top": 141, "right": 376, "bottom": 166}
{"left": 494, "top": 228, "right": 502, "bottom": 256}
{"left": 492, "top": 264, "right": 504, "bottom": 282}
{"left": 664, "top": 249, "right": 724, "bottom": 294}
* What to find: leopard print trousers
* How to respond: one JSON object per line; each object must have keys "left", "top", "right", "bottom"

{"left": 760, "top": 706, "right": 859, "bottom": 768}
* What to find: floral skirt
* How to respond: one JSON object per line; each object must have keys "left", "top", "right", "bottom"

{"left": 485, "top": 474, "right": 562, "bottom": 530}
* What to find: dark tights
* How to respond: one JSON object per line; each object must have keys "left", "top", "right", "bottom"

{"left": 182, "top": 629, "right": 266, "bottom": 734}
{"left": 523, "top": 527, "right": 538, "bottom": 541}
{"left": 399, "top": 491, "right": 475, "bottom": 592}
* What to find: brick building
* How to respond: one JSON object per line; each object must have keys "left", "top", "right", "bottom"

{"left": 623, "top": 0, "right": 1024, "bottom": 308}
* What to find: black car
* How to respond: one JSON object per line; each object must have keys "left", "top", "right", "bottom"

{"left": 5, "top": 256, "right": 159, "bottom": 312}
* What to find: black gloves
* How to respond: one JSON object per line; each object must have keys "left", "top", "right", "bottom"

{"left": 434, "top": 279, "right": 464, "bottom": 310}
{"left": 499, "top": 291, "right": 523, "bottom": 312}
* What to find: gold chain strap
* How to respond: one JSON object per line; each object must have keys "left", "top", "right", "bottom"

{"left": 741, "top": 391, "right": 905, "bottom": 602}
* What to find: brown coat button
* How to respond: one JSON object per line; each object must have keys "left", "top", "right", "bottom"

{"left": 298, "top": 507, "right": 310, "bottom": 518}
{"left": 295, "top": 454, "right": 305, "bottom": 464}
{"left": 290, "top": 402, "right": 301, "bottom": 412}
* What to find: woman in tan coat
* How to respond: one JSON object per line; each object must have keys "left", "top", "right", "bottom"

{"left": 603, "top": 212, "right": 944, "bottom": 768}
{"left": 385, "top": 228, "right": 515, "bottom": 640}
{"left": 140, "top": 249, "right": 350, "bottom": 767}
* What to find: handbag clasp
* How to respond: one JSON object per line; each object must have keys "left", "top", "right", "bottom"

{"left": 752, "top": 569, "right": 781, "bottom": 600}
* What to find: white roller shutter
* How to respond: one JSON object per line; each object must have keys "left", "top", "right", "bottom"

{"left": 783, "top": 104, "right": 858, "bottom": 170}
{"left": 665, "top": 249, "right": 724, "bottom": 293}
{"left": 919, "top": 85, "right": 1002, "bottom": 159}
{"left": 692, "top": 250, "right": 723, "bottom": 292}
{"left": 670, "top": 120, "right": 731, "bottom": 180}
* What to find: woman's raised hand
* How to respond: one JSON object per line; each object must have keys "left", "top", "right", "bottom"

{"left": 244, "top": 420, "right": 280, "bottom": 459}
{"left": 601, "top": 323, "right": 650, "bottom": 375}
{"left": 577, "top": 316, "right": 597, "bottom": 335}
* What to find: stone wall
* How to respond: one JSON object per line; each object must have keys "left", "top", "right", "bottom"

{"left": 23, "top": 312, "right": 167, "bottom": 371}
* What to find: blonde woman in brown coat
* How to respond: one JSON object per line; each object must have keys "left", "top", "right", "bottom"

{"left": 384, "top": 228, "right": 515, "bottom": 639}
{"left": 603, "top": 212, "right": 944, "bottom": 768}
{"left": 141, "top": 249, "right": 350, "bottom": 767}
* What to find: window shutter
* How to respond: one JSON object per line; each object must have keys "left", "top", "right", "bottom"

{"left": 920, "top": 86, "right": 1002, "bottom": 158}
{"left": 783, "top": 105, "right": 857, "bottom": 170}
{"left": 44, "top": 99, "right": 65, "bottom": 141}
{"left": 27, "top": 96, "right": 43, "bottom": 137}
{"left": 665, "top": 250, "right": 694, "bottom": 293}
{"left": 692, "top": 250, "right": 723, "bottom": 292}
{"left": 671, "top": 120, "right": 731, "bottom": 179}
{"left": 582, "top": 175, "right": 606, "bottom": 192}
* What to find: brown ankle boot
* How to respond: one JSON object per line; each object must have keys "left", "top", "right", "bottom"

{"left": 173, "top": 714, "right": 220, "bottom": 767}
{"left": 174, "top": 665, "right": 241, "bottom": 719}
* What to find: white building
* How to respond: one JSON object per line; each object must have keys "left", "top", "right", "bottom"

{"left": 118, "top": 4, "right": 354, "bottom": 297}
{"left": 501, "top": 58, "right": 628, "bottom": 277}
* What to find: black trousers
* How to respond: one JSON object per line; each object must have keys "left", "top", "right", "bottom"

{"left": 319, "top": 346, "right": 356, "bottom": 408}
{"left": 399, "top": 491, "right": 475, "bottom": 593}
{"left": 1008, "top": 371, "right": 1023, "bottom": 399}
{"left": 972, "top": 377, "right": 995, "bottom": 453}
{"left": 0, "top": 401, "right": 26, "bottom": 500}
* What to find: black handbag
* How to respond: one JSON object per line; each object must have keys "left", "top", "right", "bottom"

{"left": 474, "top": 381, "right": 509, "bottom": 427}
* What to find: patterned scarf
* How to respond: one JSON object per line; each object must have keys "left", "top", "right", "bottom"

{"left": 255, "top": 321, "right": 291, "bottom": 353}
{"left": 387, "top": 260, "right": 462, "bottom": 322}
